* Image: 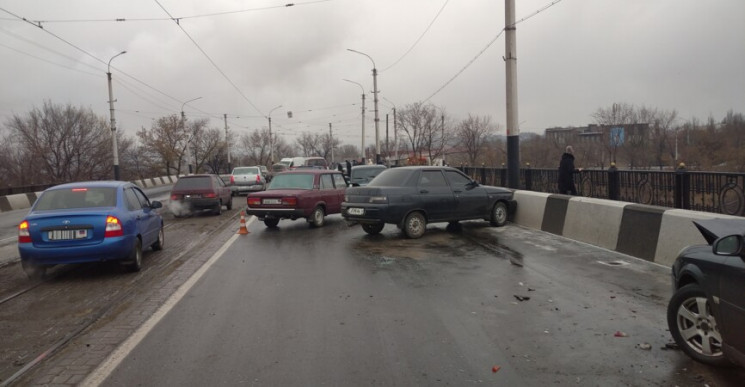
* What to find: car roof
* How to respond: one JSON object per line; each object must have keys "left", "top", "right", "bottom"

{"left": 351, "top": 165, "right": 386, "bottom": 170}
{"left": 180, "top": 174, "right": 216, "bottom": 178}
{"left": 45, "top": 181, "right": 129, "bottom": 190}
{"left": 277, "top": 169, "right": 341, "bottom": 175}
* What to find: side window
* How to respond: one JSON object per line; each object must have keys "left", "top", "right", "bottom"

{"left": 124, "top": 188, "right": 142, "bottom": 211}
{"left": 132, "top": 187, "right": 151, "bottom": 209}
{"left": 332, "top": 174, "right": 347, "bottom": 188}
{"left": 420, "top": 170, "right": 448, "bottom": 187}
{"left": 214, "top": 176, "right": 225, "bottom": 187}
{"left": 320, "top": 174, "right": 334, "bottom": 190}
{"left": 445, "top": 170, "right": 471, "bottom": 188}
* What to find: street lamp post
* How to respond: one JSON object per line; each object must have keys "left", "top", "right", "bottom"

{"left": 382, "top": 97, "right": 397, "bottom": 166}
{"left": 342, "top": 79, "right": 366, "bottom": 163}
{"left": 347, "top": 49, "right": 380, "bottom": 164}
{"left": 267, "top": 105, "right": 283, "bottom": 164}
{"left": 107, "top": 50, "right": 126, "bottom": 180}
{"left": 181, "top": 97, "right": 202, "bottom": 174}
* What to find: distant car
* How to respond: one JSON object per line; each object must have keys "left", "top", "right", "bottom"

{"left": 259, "top": 165, "right": 271, "bottom": 181}
{"left": 230, "top": 166, "right": 266, "bottom": 195}
{"left": 170, "top": 174, "right": 232, "bottom": 216}
{"left": 17, "top": 181, "right": 164, "bottom": 278}
{"left": 245, "top": 169, "right": 348, "bottom": 228}
{"left": 270, "top": 163, "right": 289, "bottom": 177}
{"left": 341, "top": 166, "right": 516, "bottom": 238}
{"left": 349, "top": 164, "right": 387, "bottom": 186}
{"left": 278, "top": 156, "right": 329, "bottom": 170}
{"left": 667, "top": 218, "right": 745, "bottom": 368}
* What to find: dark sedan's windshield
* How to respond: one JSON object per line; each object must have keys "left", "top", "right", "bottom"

{"left": 367, "top": 169, "right": 415, "bottom": 187}
{"left": 268, "top": 174, "right": 314, "bottom": 190}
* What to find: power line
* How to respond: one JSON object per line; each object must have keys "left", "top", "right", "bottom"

{"left": 381, "top": 0, "right": 450, "bottom": 73}
{"left": 421, "top": 0, "right": 564, "bottom": 103}
{"left": 153, "top": 0, "right": 263, "bottom": 116}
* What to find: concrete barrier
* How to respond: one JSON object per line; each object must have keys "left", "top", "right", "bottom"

{"left": 511, "top": 190, "right": 741, "bottom": 266}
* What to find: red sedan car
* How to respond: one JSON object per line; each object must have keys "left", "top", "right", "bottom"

{"left": 245, "top": 169, "right": 348, "bottom": 228}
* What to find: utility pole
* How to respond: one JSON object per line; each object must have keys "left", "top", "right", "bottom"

{"left": 107, "top": 51, "right": 126, "bottom": 180}
{"left": 385, "top": 113, "right": 389, "bottom": 167}
{"left": 181, "top": 97, "right": 202, "bottom": 174}
{"left": 505, "top": 0, "right": 520, "bottom": 188}
{"left": 343, "top": 79, "right": 365, "bottom": 163}
{"left": 329, "top": 122, "right": 334, "bottom": 164}
{"left": 224, "top": 114, "right": 230, "bottom": 173}
{"left": 393, "top": 107, "right": 397, "bottom": 166}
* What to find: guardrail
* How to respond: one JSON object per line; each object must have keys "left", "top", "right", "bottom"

{"left": 461, "top": 165, "right": 745, "bottom": 217}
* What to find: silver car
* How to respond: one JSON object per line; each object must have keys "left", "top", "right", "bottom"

{"left": 230, "top": 166, "right": 266, "bottom": 195}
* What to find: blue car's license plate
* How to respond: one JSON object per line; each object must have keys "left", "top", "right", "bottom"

{"left": 49, "top": 229, "right": 87, "bottom": 240}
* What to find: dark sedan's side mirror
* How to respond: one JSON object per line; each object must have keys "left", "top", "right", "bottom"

{"left": 713, "top": 234, "right": 743, "bottom": 255}
{"left": 151, "top": 200, "right": 163, "bottom": 209}
{"left": 467, "top": 180, "right": 479, "bottom": 188}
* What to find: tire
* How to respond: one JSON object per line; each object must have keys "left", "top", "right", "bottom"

{"left": 264, "top": 217, "right": 280, "bottom": 228}
{"left": 22, "top": 261, "right": 46, "bottom": 280}
{"left": 490, "top": 201, "right": 508, "bottom": 227}
{"left": 309, "top": 206, "right": 325, "bottom": 227}
{"left": 152, "top": 226, "right": 164, "bottom": 251}
{"left": 667, "top": 283, "right": 730, "bottom": 366}
{"left": 214, "top": 201, "right": 223, "bottom": 215}
{"left": 226, "top": 197, "right": 233, "bottom": 210}
{"left": 362, "top": 223, "right": 384, "bottom": 235}
{"left": 126, "top": 239, "right": 143, "bottom": 272}
{"left": 403, "top": 212, "right": 426, "bottom": 239}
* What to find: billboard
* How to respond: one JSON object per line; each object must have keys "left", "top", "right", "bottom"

{"left": 610, "top": 127, "right": 625, "bottom": 147}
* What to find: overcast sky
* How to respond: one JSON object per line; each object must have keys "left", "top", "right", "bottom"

{"left": 1, "top": 0, "right": 743, "bottom": 148}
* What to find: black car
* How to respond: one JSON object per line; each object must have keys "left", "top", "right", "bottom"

{"left": 341, "top": 166, "right": 516, "bottom": 238}
{"left": 667, "top": 218, "right": 745, "bottom": 368}
{"left": 349, "top": 164, "right": 386, "bottom": 187}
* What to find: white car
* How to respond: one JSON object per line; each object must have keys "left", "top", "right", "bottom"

{"left": 229, "top": 166, "right": 266, "bottom": 195}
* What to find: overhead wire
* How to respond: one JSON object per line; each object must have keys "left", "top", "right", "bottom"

{"left": 152, "top": 0, "right": 264, "bottom": 116}
{"left": 381, "top": 0, "right": 450, "bottom": 73}
{"left": 421, "top": 0, "right": 564, "bottom": 103}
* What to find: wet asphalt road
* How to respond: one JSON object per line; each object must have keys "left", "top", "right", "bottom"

{"left": 90, "top": 213, "right": 744, "bottom": 386}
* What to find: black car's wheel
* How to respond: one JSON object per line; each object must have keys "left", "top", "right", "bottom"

{"left": 264, "top": 217, "right": 280, "bottom": 228}
{"left": 226, "top": 197, "right": 233, "bottom": 210}
{"left": 152, "top": 226, "right": 164, "bottom": 251}
{"left": 22, "top": 261, "right": 46, "bottom": 280}
{"left": 667, "top": 283, "right": 730, "bottom": 366}
{"left": 362, "top": 223, "right": 384, "bottom": 235}
{"left": 490, "top": 201, "right": 508, "bottom": 227}
{"left": 125, "top": 239, "right": 143, "bottom": 272}
{"left": 309, "top": 206, "right": 325, "bottom": 227}
{"left": 214, "top": 201, "right": 223, "bottom": 215}
{"left": 403, "top": 212, "right": 426, "bottom": 239}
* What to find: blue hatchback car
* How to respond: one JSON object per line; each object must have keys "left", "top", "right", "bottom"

{"left": 18, "top": 181, "right": 164, "bottom": 279}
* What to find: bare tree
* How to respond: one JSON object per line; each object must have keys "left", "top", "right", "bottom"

{"left": 5, "top": 101, "right": 115, "bottom": 183}
{"left": 396, "top": 102, "right": 453, "bottom": 164}
{"left": 456, "top": 114, "right": 498, "bottom": 166}
{"left": 137, "top": 115, "right": 190, "bottom": 176}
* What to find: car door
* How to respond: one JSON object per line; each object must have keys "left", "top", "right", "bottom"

{"left": 319, "top": 173, "right": 341, "bottom": 213}
{"left": 417, "top": 169, "right": 456, "bottom": 221}
{"left": 124, "top": 187, "right": 157, "bottom": 246}
{"left": 213, "top": 175, "right": 231, "bottom": 202}
{"left": 445, "top": 170, "right": 488, "bottom": 218}
{"left": 332, "top": 173, "right": 348, "bottom": 212}
{"left": 719, "top": 256, "right": 745, "bottom": 356}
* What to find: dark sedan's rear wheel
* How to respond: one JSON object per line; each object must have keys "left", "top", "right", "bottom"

{"left": 667, "top": 283, "right": 730, "bottom": 366}
{"left": 152, "top": 226, "right": 164, "bottom": 251}
{"left": 125, "top": 239, "right": 143, "bottom": 272}
{"left": 490, "top": 201, "right": 508, "bottom": 227}
{"left": 403, "top": 212, "right": 426, "bottom": 239}
{"left": 22, "top": 261, "right": 46, "bottom": 280}
{"left": 309, "top": 206, "right": 325, "bottom": 227}
{"left": 226, "top": 197, "right": 233, "bottom": 210}
{"left": 362, "top": 223, "right": 384, "bottom": 235}
{"left": 264, "top": 217, "right": 280, "bottom": 228}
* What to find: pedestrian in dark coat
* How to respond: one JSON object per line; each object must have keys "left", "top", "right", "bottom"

{"left": 558, "top": 145, "right": 581, "bottom": 195}
{"left": 346, "top": 160, "right": 352, "bottom": 176}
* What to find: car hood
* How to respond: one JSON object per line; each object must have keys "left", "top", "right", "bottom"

{"left": 693, "top": 218, "right": 745, "bottom": 245}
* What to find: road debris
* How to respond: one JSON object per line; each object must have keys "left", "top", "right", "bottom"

{"left": 637, "top": 342, "right": 652, "bottom": 350}
{"left": 492, "top": 365, "right": 501, "bottom": 373}
{"left": 514, "top": 295, "right": 530, "bottom": 301}
{"left": 614, "top": 331, "right": 628, "bottom": 337}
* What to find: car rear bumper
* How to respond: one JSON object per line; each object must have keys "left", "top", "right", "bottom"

{"left": 341, "top": 203, "right": 399, "bottom": 225}
{"left": 232, "top": 184, "right": 265, "bottom": 193}
{"left": 18, "top": 235, "right": 136, "bottom": 266}
{"left": 245, "top": 207, "right": 306, "bottom": 220}
{"left": 175, "top": 198, "right": 221, "bottom": 210}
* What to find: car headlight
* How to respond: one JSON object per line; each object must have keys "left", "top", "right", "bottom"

{"left": 344, "top": 195, "right": 349, "bottom": 202}
{"left": 369, "top": 196, "right": 387, "bottom": 204}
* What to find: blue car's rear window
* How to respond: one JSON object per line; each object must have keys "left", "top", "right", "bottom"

{"left": 35, "top": 187, "right": 117, "bottom": 210}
